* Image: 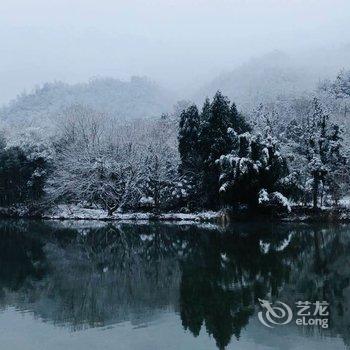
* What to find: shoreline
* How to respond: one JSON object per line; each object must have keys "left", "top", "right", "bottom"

{"left": 0, "top": 205, "right": 222, "bottom": 223}
{"left": 2, "top": 204, "right": 350, "bottom": 224}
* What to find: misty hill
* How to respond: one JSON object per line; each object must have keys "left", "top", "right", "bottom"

{"left": 195, "top": 49, "right": 350, "bottom": 110}
{"left": 0, "top": 76, "right": 173, "bottom": 125}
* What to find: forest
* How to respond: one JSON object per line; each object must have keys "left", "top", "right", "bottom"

{"left": 0, "top": 69, "right": 349, "bottom": 218}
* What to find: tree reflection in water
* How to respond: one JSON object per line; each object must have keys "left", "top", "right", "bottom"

{"left": 0, "top": 220, "right": 349, "bottom": 349}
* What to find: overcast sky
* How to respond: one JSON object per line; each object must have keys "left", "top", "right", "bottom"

{"left": 0, "top": 0, "right": 350, "bottom": 103}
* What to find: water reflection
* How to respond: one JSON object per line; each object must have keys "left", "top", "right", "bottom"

{"left": 0, "top": 220, "right": 349, "bottom": 349}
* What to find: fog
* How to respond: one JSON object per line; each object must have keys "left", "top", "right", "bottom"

{"left": 0, "top": 0, "right": 350, "bottom": 104}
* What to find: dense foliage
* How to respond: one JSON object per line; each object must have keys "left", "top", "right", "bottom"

{"left": 0, "top": 69, "right": 349, "bottom": 215}
{"left": 0, "top": 129, "right": 50, "bottom": 207}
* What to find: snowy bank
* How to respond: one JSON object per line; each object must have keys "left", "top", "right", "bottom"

{"left": 280, "top": 206, "right": 350, "bottom": 223}
{"left": 42, "top": 205, "right": 222, "bottom": 222}
{"left": 4, "top": 203, "right": 350, "bottom": 224}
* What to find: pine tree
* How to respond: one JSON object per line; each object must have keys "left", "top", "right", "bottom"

{"left": 217, "top": 132, "right": 288, "bottom": 209}
{"left": 177, "top": 105, "right": 203, "bottom": 209}
{"left": 198, "top": 91, "right": 251, "bottom": 208}
{"left": 176, "top": 92, "right": 252, "bottom": 210}
{"left": 330, "top": 70, "right": 350, "bottom": 98}
{"left": 0, "top": 146, "right": 48, "bottom": 206}
{"left": 230, "top": 102, "right": 251, "bottom": 135}
{"left": 200, "top": 98, "right": 211, "bottom": 122}
{"left": 198, "top": 92, "right": 235, "bottom": 208}
{"left": 178, "top": 105, "right": 200, "bottom": 174}
{"left": 325, "top": 123, "right": 347, "bottom": 205}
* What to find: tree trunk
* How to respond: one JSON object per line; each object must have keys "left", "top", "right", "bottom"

{"left": 107, "top": 204, "right": 118, "bottom": 216}
{"left": 320, "top": 181, "right": 324, "bottom": 207}
{"left": 313, "top": 175, "right": 319, "bottom": 209}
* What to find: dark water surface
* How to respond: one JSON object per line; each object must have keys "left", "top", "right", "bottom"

{"left": 0, "top": 220, "right": 349, "bottom": 349}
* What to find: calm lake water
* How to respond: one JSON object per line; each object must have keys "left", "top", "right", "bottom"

{"left": 0, "top": 220, "right": 349, "bottom": 350}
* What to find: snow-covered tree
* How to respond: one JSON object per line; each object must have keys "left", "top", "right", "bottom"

{"left": 139, "top": 118, "right": 180, "bottom": 211}
{"left": 47, "top": 139, "right": 143, "bottom": 215}
{"left": 47, "top": 105, "right": 181, "bottom": 214}
{"left": 320, "top": 70, "right": 350, "bottom": 99}
{"left": 217, "top": 131, "right": 288, "bottom": 209}
{"left": 178, "top": 105, "right": 200, "bottom": 173}
{"left": 198, "top": 91, "right": 251, "bottom": 208}
{"left": 284, "top": 98, "right": 347, "bottom": 208}
{"left": 0, "top": 127, "right": 53, "bottom": 206}
{"left": 46, "top": 106, "right": 144, "bottom": 214}
{"left": 177, "top": 105, "right": 202, "bottom": 209}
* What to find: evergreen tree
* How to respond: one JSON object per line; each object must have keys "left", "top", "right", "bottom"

{"left": 198, "top": 91, "right": 251, "bottom": 208}
{"left": 217, "top": 132, "right": 288, "bottom": 209}
{"left": 175, "top": 92, "right": 252, "bottom": 209}
{"left": 178, "top": 105, "right": 200, "bottom": 174}
{"left": 230, "top": 102, "right": 251, "bottom": 135}
{"left": 324, "top": 123, "right": 347, "bottom": 205}
{"left": 199, "top": 92, "right": 233, "bottom": 166}
{"left": 200, "top": 98, "right": 211, "bottom": 122}
{"left": 0, "top": 146, "right": 47, "bottom": 206}
{"left": 327, "top": 70, "right": 350, "bottom": 98}
{"left": 177, "top": 105, "right": 202, "bottom": 209}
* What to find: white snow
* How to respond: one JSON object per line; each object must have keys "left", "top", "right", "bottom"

{"left": 220, "top": 253, "right": 229, "bottom": 263}
{"left": 339, "top": 196, "right": 350, "bottom": 208}
{"left": 259, "top": 240, "right": 270, "bottom": 254}
{"left": 139, "top": 196, "right": 155, "bottom": 205}
{"left": 276, "top": 233, "right": 293, "bottom": 251}
{"left": 140, "top": 234, "right": 155, "bottom": 241}
{"left": 43, "top": 204, "right": 222, "bottom": 222}
{"left": 258, "top": 189, "right": 269, "bottom": 204}
{"left": 271, "top": 192, "right": 291, "bottom": 212}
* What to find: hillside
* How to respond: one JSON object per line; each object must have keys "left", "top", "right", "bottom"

{"left": 195, "top": 49, "right": 350, "bottom": 110}
{"left": 0, "top": 76, "right": 173, "bottom": 126}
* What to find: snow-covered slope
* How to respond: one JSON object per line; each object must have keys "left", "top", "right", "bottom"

{"left": 195, "top": 48, "right": 350, "bottom": 110}
{"left": 0, "top": 76, "right": 173, "bottom": 126}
